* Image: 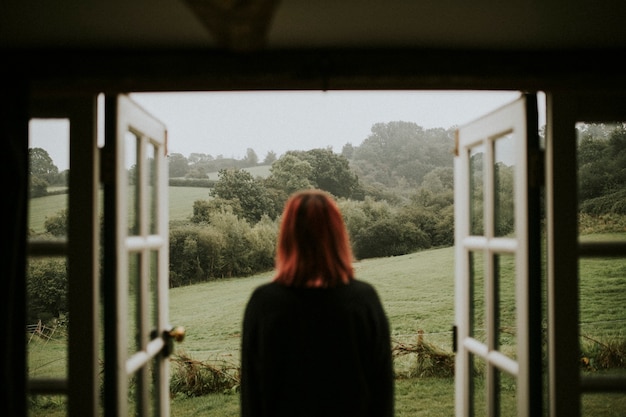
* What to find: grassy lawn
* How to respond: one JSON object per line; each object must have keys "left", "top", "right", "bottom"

{"left": 27, "top": 242, "right": 626, "bottom": 416}
{"left": 28, "top": 186, "right": 213, "bottom": 233}
{"left": 26, "top": 185, "right": 625, "bottom": 416}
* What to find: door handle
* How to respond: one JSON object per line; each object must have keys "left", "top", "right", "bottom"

{"left": 162, "top": 326, "right": 185, "bottom": 357}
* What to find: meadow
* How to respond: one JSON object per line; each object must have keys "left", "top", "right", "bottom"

{"left": 28, "top": 186, "right": 213, "bottom": 233}
{"left": 28, "top": 242, "right": 626, "bottom": 416}
{"left": 26, "top": 186, "right": 625, "bottom": 416}
{"left": 165, "top": 246, "right": 466, "bottom": 417}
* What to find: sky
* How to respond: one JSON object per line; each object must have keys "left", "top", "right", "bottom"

{"left": 29, "top": 90, "right": 536, "bottom": 171}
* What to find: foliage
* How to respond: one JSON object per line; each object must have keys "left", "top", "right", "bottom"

{"left": 190, "top": 198, "right": 243, "bottom": 224}
{"left": 241, "top": 148, "right": 258, "bottom": 167}
{"left": 29, "top": 147, "right": 62, "bottom": 197}
{"left": 44, "top": 209, "right": 68, "bottom": 237}
{"left": 29, "top": 147, "right": 59, "bottom": 180}
{"left": 578, "top": 123, "right": 626, "bottom": 210}
{"left": 185, "top": 152, "right": 259, "bottom": 177}
{"left": 266, "top": 153, "right": 314, "bottom": 195}
{"left": 579, "top": 213, "right": 626, "bottom": 235}
{"left": 30, "top": 175, "right": 50, "bottom": 198}
{"left": 275, "top": 149, "right": 360, "bottom": 199}
{"left": 580, "top": 189, "right": 626, "bottom": 215}
{"left": 169, "top": 213, "right": 278, "bottom": 286}
{"left": 581, "top": 337, "right": 626, "bottom": 371}
{"left": 27, "top": 258, "right": 68, "bottom": 323}
{"left": 211, "top": 168, "right": 278, "bottom": 224}
{"left": 262, "top": 150, "right": 277, "bottom": 165}
{"left": 339, "top": 198, "right": 432, "bottom": 259}
{"left": 350, "top": 122, "right": 455, "bottom": 189}
{"left": 169, "top": 152, "right": 190, "bottom": 178}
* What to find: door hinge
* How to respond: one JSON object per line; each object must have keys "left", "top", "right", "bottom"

{"left": 452, "top": 325, "right": 457, "bottom": 353}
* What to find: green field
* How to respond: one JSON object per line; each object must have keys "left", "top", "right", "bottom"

{"left": 28, "top": 242, "right": 626, "bottom": 416}
{"left": 205, "top": 165, "right": 272, "bottom": 181}
{"left": 28, "top": 186, "right": 212, "bottom": 233}
{"left": 26, "top": 186, "right": 626, "bottom": 416}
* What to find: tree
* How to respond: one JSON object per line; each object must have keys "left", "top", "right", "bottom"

{"left": 263, "top": 150, "right": 277, "bottom": 165}
{"left": 168, "top": 153, "right": 189, "bottom": 178}
{"left": 341, "top": 142, "right": 355, "bottom": 159}
{"left": 27, "top": 258, "right": 67, "bottom": 322}
{"left": 29, "top": 175, "right": 49, "bottom": 198}
{"left": 212, "top": 168, "right": 278, "bottom": 223}
{"left": 242, "top": 148, "right": 259, "bottom": 167}
{"left": 44, "top": 209, "right": 68, "bottom": 237}
{"left": 29, "top": 147, "right": 59, "bottom": 196}
{"left": 284, "top": 149, "right": 360, "bottom": 198}
{"left": 29, "top": 147, "right": 59, "bottom": 179}
{"left": 267, "top": 153, "right": 313, "bottom": 195}
{"left": 188, "top": 152, "right": 213, "bottom": 164}
{"left": 350, "top": 122, "right": 454, "bottom": 189}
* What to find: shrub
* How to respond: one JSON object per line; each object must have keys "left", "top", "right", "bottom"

{"left": 581, "top": 336, "right": 626, "bottom": 371}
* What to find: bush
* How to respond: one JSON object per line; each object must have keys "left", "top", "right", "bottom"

{"left": 169, "top": 212, "right": 277, "bottom": 286}
{"left": 27, "top": 258, "right": 67, "bottom": 322}
{"left": 581, "top": 336, "right": 626, "bottom": 371}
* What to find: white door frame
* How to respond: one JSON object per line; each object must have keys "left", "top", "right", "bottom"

{"left": 454, "top": 93, "right": 542, "bottom": 416}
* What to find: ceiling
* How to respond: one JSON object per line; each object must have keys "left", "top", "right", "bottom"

{"left": 3, "top": 0, "right": 626, "bottom": 52}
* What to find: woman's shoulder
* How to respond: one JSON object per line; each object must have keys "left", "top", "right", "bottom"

{"left": 348, "top": 279, "right": 378, "bottom": 293}
{"left": 250, "top": 281, "right": 282, "bottom": 297}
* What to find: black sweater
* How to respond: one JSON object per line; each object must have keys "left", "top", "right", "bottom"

{"left": 241, "top": 280, "right": 394, "bottom": 417}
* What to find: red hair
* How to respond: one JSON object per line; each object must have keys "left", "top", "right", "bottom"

{"left": 273, "top": 189, "right": 354, "bottom": 288}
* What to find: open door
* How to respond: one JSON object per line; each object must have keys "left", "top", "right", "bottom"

{"left": 454, "top": 93, "right": 542, "bottom": 416}
{"left": 27, "top": 93, "right": 181, "bottom": 417}
{"left": 102, "top": 95, "right": 182, "bottom": 417}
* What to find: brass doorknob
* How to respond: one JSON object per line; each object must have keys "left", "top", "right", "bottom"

{"left": 169, "top": 326, "right": 185, "bottom": 343}
{"left": 162, "top": 326, "right": 185, "bottom": 356}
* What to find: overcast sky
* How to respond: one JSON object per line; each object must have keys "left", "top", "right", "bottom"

{"left": 30, "top": 90, "right": 537, "bottom": 171}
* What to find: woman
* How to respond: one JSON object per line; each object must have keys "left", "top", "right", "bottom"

{"left": 241, "top": 189, "right": 394, "bottom": 417}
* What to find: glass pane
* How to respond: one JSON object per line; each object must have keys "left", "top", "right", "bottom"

{"left": 576, "top": 122, "right": 626, "bottom": 400}
{"left": 26, "top": 257, "right": 68, "bottom": 379}
{"left": 470, "top": 250, "right": 485, "bottom": 343}
{"left": 126, "top": 131, "right": 139, "bottom": 236}
{"left": 579, "top": 257, "right": 626, "bottom": 376}
{"left": 576, "top": 122, "right": 626, "bottom": 242}
{"left": 28, "top": 119, "right": 69, "bottom": 238}
{"left": 128, "top": 252, "right": 141, "bottom": 353}
{"left": 582, "top": 392, "right": 626, "bottom": 416}
{"left": 148, "top": 142, "right": 158, "bottom": 235}
{"left": 28, "top": 394, "right": 67, "bottom": 417}
{"left": 470, "top": 145, "right": 485, "bottom": 236}
{"left": 496, "top": 254, "right": 517, "bottom": 356}
{"left": 498, "top": 368, "right": 517, "bottom": 417}
{"left": 494, "top": 133, "right": 516, "bottom": 238}
{"left": 471, "top": 354, "right": 486, "bottom": 417}
{"left": 150, "top": 250, "right": 159, "bottom": 329}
